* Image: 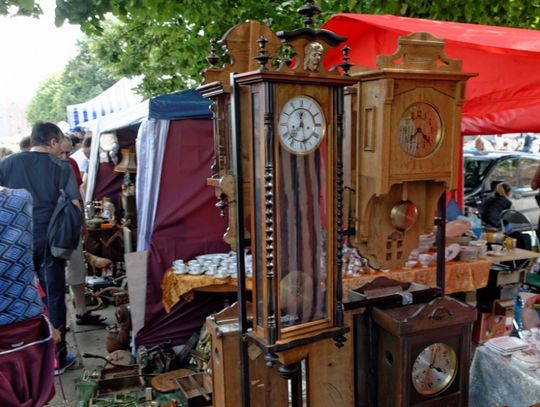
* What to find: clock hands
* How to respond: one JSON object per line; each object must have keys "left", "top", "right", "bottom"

{"left": 428, "top": 346, "right": 446, "bottom": 374}
{"left": 409, "top": 127, "right": 433, "bottom": 149}
{"left": 297, "top": 111, "right": 316, "bottom": 143}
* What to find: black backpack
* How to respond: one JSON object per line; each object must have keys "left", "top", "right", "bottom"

{"left": 46, "top": 173, "right": 81, "bottom": 259}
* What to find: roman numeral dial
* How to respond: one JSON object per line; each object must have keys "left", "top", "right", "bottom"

{"left": 278, "top": 96, "right": 325, "bottom": 155}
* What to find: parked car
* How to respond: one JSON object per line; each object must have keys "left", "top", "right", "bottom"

{"left": 463, "top": 151, "right": 540, "bottom": 227}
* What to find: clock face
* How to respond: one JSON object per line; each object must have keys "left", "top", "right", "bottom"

{"left": 398, "top": 102, "right": 442, "bottom": 158}
{"left": 278, "top": 96, "right": 325, "bottom": 155}
{"left": 411, "top": 342, "right": 458, "bottom": 396}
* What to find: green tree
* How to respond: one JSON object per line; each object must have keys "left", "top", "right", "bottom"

{"left": 10, "top": 1, "right": 540, "bottom": 99}
{"left": 26, "top": 37, "right": 120, "bottom": 124}
{"left": 26, "top": 74, "right": 65, "bottom": 124}
{"left": 0, "top": 0, "right": 40, "bottom": 17}
{"left": 51, "top": 0, "right": 540, "bottom": 98}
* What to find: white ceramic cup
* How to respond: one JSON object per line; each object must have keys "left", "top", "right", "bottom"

{"left": 173, "top": 264, "right": 186, "bottom": 274}
{"left": 418, "top": 253, "right": 432, "bottom": 268}
{"left": 491, "top": 244, "right": 503, "bottom": 254}
{"left": 188, "top": 264, "right": 202, "bottom": 274}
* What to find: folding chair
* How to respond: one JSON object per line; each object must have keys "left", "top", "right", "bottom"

{"left": 499, "top": 209, "right": 538, "bottom": 247}
{"left": 499, "top": 209, "right": 539, "bottom": 276}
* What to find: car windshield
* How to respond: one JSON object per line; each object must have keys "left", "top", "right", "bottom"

{"left": 464, "top": 156, "right": 494, "bottom": 189}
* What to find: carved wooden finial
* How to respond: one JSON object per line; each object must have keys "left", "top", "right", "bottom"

{"left": 255, "top": 35, "right": 272, "bottom": 71}
{"left": 206, "top": 39, "right": 220, "bottom": 68}
{"left": 339, "top": 45, "right": 352, "bottom": 76}
{"left": 376, "top": 32, "right": 462, "bottom": 72}
{"left": 297, "top": 0, "right": 321, "bottom": 29}
{"left": 278, "top": 45, "right": 294, "bottom": 68}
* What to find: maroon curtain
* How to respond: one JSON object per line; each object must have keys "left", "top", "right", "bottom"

{"left": 135, "top": 119, "right": 229, "bottom": 347}
{"left": 0, "top": 316, "right": 56, "bottom": 407}
{"left": 93, "top": 130, "right": 137, "bottom": 211}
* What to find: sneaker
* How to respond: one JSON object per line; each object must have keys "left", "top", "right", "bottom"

{"left": 54, "top": 353, "right": 76, "bottom": 376}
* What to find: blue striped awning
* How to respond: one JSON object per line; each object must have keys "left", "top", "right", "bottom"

{"left": 66, "top": 77, "right": 143, "bottom": 130}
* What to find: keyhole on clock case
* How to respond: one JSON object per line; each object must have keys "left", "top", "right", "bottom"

{"left": 384, "top": 350, "right": 394, "bottom": 365}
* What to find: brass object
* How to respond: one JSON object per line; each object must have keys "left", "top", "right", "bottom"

{"left": 390, "top": 200, "right": 418, "bottom": 231}
{"left": 279, "top": 271, "right": 314, "bottom": 326}
{"left": 114, "top": 149, "right": 137, "bottom": 174}
{"left": 150, "top": 368, "right": 194, "bottom": 393}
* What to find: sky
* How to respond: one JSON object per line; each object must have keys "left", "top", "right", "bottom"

{"left": 0, "top": 0, "right": 82, "bottom": 105}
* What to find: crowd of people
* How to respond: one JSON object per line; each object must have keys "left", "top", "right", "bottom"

{"left": 0, "top": 122, "right": 99, "bottom": 406}
{"left": 464, "top": 133, "right": 539, "bottom": 153}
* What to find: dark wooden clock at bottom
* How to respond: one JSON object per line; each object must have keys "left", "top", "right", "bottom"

{"left": 372, "top": 296, "right": 477, "bottom": 407}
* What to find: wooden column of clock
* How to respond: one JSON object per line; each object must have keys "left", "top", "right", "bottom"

{"left": 198, "top": 3, "right": 477, "bottom": 406}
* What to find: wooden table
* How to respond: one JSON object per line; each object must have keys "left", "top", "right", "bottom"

{"left": 163, "top": 259, "right": 492, "bottom": 312}
{"left": 485, "top": 247, "right": 540, "bottom": 265}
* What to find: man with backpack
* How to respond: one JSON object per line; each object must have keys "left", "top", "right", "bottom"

{"left": 0, "top": 122, "right": 81, "bottom": 375}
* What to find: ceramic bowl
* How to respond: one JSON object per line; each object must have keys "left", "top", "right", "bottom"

{"left": 446, "top": 219, "right": 471, "bottom": 238}
{"left": 404, "top": 260, "right": 418, "bottom": 269}
{"left": 459, "top": 245, "right": 478, "bottom": 261}
{"left": 444, "top": 243, "right": 461, "bottom": 262}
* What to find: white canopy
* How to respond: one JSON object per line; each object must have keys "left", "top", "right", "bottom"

{"left": 66, "top": 77, "right": 143, "bottom": 130}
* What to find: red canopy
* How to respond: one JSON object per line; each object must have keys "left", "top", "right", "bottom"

{"left": 323, "top": 14, "right": 540, "bottom": 135}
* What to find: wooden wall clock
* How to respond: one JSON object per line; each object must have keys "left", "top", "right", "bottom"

{"left": 199, "top": 5, "right": 358, "bottom": 405}
{"left": 372, "top": 297, "right": 477, "bottom": 406}
{"left": 219, "top": 3, "right": 357, "bottom": 365}
{"left": 236, "top": 35, "right": 353, "bottom": 352}
{"left": 198, "top": 20, "right": 281, "bottom": 250}
{"left": 345, "top": 32, "right": 476, "bottom": 269}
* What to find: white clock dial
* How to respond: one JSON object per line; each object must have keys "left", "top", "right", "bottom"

{"left": 411, "top": 342, "right": 457, "bottom": 396}
{"left": 278, "top": 96, "right": 325, "bottom": 155}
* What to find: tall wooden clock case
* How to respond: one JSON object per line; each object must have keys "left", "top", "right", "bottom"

{"left": 199, "top": 4, "right": 357, "bottom": 405}
{"left": 226, "top": 3, "right": 357, "bottom": 376}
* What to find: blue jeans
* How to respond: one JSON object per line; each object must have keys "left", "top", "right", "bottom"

{"left": 34, "top": 234, "right": 68, "bottom": 363}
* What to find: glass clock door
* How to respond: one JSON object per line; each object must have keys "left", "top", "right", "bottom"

{"left": 277, "top": 142, "right": 328, "bottom": 328}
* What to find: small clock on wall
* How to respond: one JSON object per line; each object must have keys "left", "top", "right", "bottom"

{"left": 372, "top": 297, "right": 477, "bottom": 407}
{"left": 278, "top": 96, "right": 326, "bottom": 155}
{"left": 398, "top": 102, "right": 443, "bottom": 158}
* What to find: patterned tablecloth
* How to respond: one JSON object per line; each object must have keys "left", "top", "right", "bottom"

{"left": 162, "top": 260, "right": 491, "bottom": 313}
{"left": 342, "top": 259, "right": 491, "bottom": 295}
{"left": 470, "top": 345, "right": 540, "bottom": 406}
{"left": 162, "top": 270, "right": 252, "bottom": 312}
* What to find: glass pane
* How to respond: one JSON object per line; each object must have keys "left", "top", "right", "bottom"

{"left": 277, "top": 142, "right": 328, "bottom": 328}
{"left": 519, "top": 158, "right": 538, "bottom": 188}
{"left": 464, "top": 156, "right": 491, "bottom": 189}
{"left": 486, "top": 158, "right": 517, "bottom": 188}
{"left": 252, "top": 93, "right": 264, "bottom": 327}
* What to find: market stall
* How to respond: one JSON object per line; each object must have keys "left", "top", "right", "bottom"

{"left": 71, "top": 87, "right": 230, "bottom": 347}
{"left": 133, "top": 90, "right": 230, "bottom": 348}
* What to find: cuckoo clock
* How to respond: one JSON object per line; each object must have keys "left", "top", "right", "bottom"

{"left": 372, "top": 296, "right": 477, "bottom": 406}
{"left": 346, "top": 32, "right": 476, "bottom": 269}
{"left": 220, "top": 4, "right": 356, "bottom": 361}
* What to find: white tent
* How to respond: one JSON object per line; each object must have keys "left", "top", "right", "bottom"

{"left": 81, "top": 99, "right": 149, "bottom": 202}
{"left": 66, "top": 77, "right": 143, "bottom": 130}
